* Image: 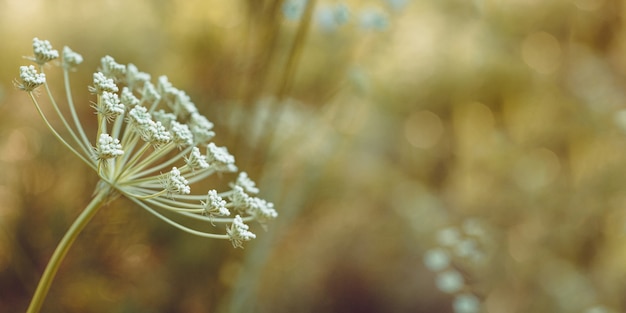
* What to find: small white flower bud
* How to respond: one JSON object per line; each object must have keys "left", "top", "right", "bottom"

{"left": 62, "top": 46, "right": 83, "bottom": 69}
{"left": 206, "top": 142, "right": 236, "bottom": 172}
{"left": 96, "top": 91, "right": 125, "bottom": 122}
{"left": 162, "top": 167, "right": 190, "bottom": 195}
{"left": 146, "top": 121, "right": 172, "bottom": 146}
{"left": 17, "top": 65, "right": 46, "bottom": 92}
{"left": 95, "top": 133, "right": 124, "bottom": 160}
{"left": 172, "top": 90, "right": 198, "bottom": 119}
{"left": 141, "top": 81, "right": 160, "bottom": 103}
{"left": 185, "top": 147, "right": 209, "bottom": 171}
{"left": 128, "top": 105, "right": 154, "bottom": 140}
{"left": 152, "top": 110, "right": 177, "bottom": 129}
{"left": 189, "top": 113, "right": 216, "bottom": 145}
{"left": 128, "top": 105, "right": 152, "bottom": 126}
{"left": 126, "top": 64, "right": 151, "bottom": 89}
{"left": 157, "top": 75, "right": 176, "bottom": 99}
{"left": 201, "top": 190, "right": 230, "bottom": 218}
{"left": 247, "top": 197, "right": 278, "bottom": 224}
{"left": 100, "top": 55, "right": 126, "bottom": 82}
{"left": 157, "top": 76, "right": 182, "bottom": 108}
{"left": 189, "top": 113, "right": 214, "bottom": 130}
{"left": 227, "top": 215, "right": 256, "bottom": 248}
{"left": 32, "top": 38, "right": 59, "bottom": 65}
{"left": 230, "top": 172, "right": 259, "bottom": 194}
{"left": 120, "top": 87, "right": 140, "bottom": 109}
{"left": 170, "top": 121, "right": 194, "bottom": 148}
{"left": 229, "top": 185, "right": 251, "bottom": 211}
{"left": 89, "top": 72, "right": 118, "bottom": 94}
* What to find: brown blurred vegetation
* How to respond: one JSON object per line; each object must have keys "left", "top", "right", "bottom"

{"left": 1, "top": 0, "right": 626, "bottom": 312}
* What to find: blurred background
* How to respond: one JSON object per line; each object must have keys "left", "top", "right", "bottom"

{"left": 1, "top": 0, "right": 626, "bottom": 312}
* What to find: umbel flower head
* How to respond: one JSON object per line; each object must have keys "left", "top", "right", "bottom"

{"left": 17, "top": 38, "right": 277, "bottom": 248}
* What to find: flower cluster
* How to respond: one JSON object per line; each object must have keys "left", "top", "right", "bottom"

{"left": 18, "top": 38, "right": 277, "bottom": 248}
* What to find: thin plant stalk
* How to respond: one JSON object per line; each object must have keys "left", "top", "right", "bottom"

{"left": 26, "top": 185, "right": 114, "bottom": 313}
{"left": 18, "top": 38, "right": 277, "bottom": 312}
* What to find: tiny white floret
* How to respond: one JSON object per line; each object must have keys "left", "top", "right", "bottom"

{"left": 227, "top": 215, "right": 256, "bottom": 248}
{"left": 90, "top": 72, "right": 118, "bottom": 94}
{"left": 162, "top": 167, "right": 190, "bottom": 195}
{"left": 95, "top": 133, "right": 124, "bottom": 160}
{"left": 62, "top": 46, "right": 83, "bottom": 69}
{"left": 32, "top": 37, "right": 59, "bottom": 65}
{"left": 230, "top": 172, "right": 259, "bottom": 194}
{"left": 17, "top": 65, "right": 46, "bottom": 92}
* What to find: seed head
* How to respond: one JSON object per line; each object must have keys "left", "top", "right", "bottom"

{"left": 32, "top": 37, "right": 59, "bottom": 65}
{"left": 19, "top": 38, "right": 277, "bottom": 248}
{"left": 90, "top": 72, "right": 119, "bottom": 94}
{"left": 162, "top": 167, "right": 190, "bottom": 196}
{"left": 17, "top": 65, "right": 46, "bottom": 92}
{"left": 227, "top": 215, "right": 256, "bottom": 248}
{"left": 95, "top": 133, "right": 124, "bottom": 160}
{"left": 62, "top": 46, "right": 83, "bottom": 69}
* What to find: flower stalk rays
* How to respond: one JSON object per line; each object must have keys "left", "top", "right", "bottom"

{"left": 18, "top": 38, "right": 277, "bottom": 313}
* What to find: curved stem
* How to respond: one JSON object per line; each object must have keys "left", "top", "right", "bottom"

{"left": 26, "top": 185, "right": 113, "bottom": 313}
{"left": 39, "top": 66, "right": 92, "bottom": 159}
{"left": 63, "top": 69, "right": 93, "bottom": 158}
{"left": 28, "top": 92, "right": 96, "bottom": 171}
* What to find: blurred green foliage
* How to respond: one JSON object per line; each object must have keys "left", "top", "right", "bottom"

{"left": 1, "top": 0, "right": 626, "bottom": 312}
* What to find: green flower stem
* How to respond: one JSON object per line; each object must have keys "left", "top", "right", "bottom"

{"left": 26, "top": 185, "right": 113, "bottom": 313}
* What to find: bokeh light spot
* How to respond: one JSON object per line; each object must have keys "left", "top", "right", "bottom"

{"left": 512, "top": 148, "right": 560, "bottom": 192}
{"left": 0, "top": 128, "right": 40, "bottom": 162}
{"left": 521, "top": 31, "right": 561, "bottom": 74}
{"left": 404, "top": 110, "right": 443, "bottom": 149}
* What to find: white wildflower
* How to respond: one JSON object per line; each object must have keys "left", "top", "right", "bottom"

{"left": 19, "top": 38, "right": 277, "bottom": 252}
{"left": 96, "top": 91, "right": 124, "bottom": 122}
{"left": 120, "top": 87, "right": 140, "bottom": 109}
{"left": 32, "top": 37, "right": 59, "bottom": 65}
{"left": 62, "top": 46, "right": 83, "bottom": 69}
{"left": 172, "top": 90, "right": 198, "bottom": 118}
{"left": 201, "top": 190, "right": 230, "bottom": 218}
{"left": 206, "top": 142, "right": 236, "bottom": 172}
{"left": 170, "top": 121, "right": 194, "bottom": 148}
{"left": 247, "top": 197, "right": 278, "bottom": 224}
{"left": 125, "top": 63, "right": 151, "bottom": 89}
{"left": 229, "top": 185, "right": 251, "bottom": 211}
{"left": 147, "top": 121, "right": 172, "bottom": 146}
{"left": 141, "top": 81, "right": 160, "bottom": 102}
{"left": 100, "top": 55, "right": 126, "bottom": 81}
{"left": 227, "top": 215, "right": 256, "bottom": 248}
{"left": 189, "top": 113, "right": 215, "bottom": 144}
{"left": 17, "top": 65, "right": 45, "bottom": 92}
{"left": 185, "top": 147, "right": 209, "bottom": 170}
{"left": 161, "top": 167, "right": 190, "bottom": 195}
{"left": 95, "top": 133, "right": 124, "bottom": 160}
{"left": 152, "top": 109, "right": 177, "bottom": 129}
{"left": 90, "top": 72, "right": 118, "bottom": 94}
{"left": 128, "top": 105, "right": 154, "bottom": 138}
{"left": 230, "top": 172, "right": 259, "bottom": 194}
